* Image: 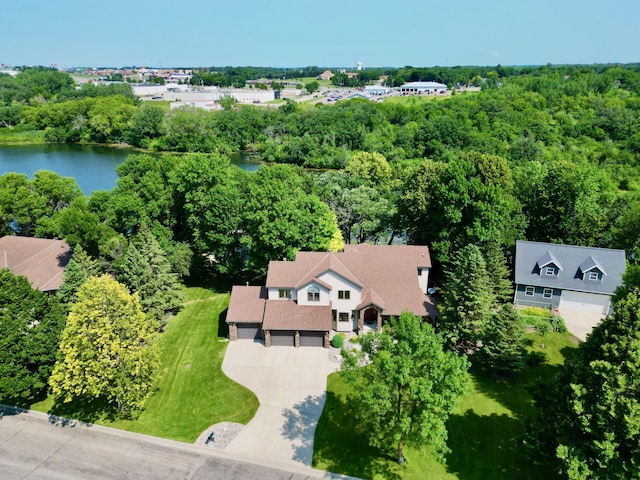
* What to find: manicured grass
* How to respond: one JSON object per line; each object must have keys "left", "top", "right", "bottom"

{"left": 32, "top": 288, "right": 258, "bottom": 443}
{"left": 313, "top": 332, "right": 577, "bottom": 480}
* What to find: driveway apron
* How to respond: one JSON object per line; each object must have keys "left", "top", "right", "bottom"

{"left": 222, "top": 341, "right": 340, "bottom": 468}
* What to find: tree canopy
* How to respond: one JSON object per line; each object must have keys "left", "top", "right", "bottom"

{"left": 0, "top": 269, "right": 66, "bottom": 402}
{"left": 49, "top": 275, "right": 160, "bottom": 416}
{"left": 341, "top": 311, "right": 470, "bottom": 464}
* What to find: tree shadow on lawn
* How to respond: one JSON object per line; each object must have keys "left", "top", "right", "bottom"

{"left": 468, "top": 351, "right": 572, "bottom": 421}
{"left": 445, "top": 409, "right": 559, "bottom": 480}
{"left": 311, "top": 391, "right": 404, "bottom": 480}
{"left": 47, "top": 395, "right": 131, "bottom": 427}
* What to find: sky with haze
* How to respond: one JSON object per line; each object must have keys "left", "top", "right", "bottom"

{"left": 2, "top": 0, "right": 638, "bottom": 68}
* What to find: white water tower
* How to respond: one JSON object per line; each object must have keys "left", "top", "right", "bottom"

{"left": 356, "top": 61, "right": 363, "bottom": 71}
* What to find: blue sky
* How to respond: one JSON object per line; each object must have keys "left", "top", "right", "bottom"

{"left": 2, "top": 0, "right": 638, "bottom": 68}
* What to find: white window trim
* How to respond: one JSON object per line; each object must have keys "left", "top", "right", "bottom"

{"left": 588, "top": 271, "right": 599, "bottom": 281}
{"left": 279, "top": 289, "right": 291, "bottom": 299}
{"left": 543, "top": 288, "right": 553, "bottom": 299}
{"left": 307, "top": 286, "right": 320, "bottom": 302}
{"left": 545, "top": 266, "right": 555, "bottom": 276}
{"left": 525, "top": 286, "right": 535, "bottom": 297}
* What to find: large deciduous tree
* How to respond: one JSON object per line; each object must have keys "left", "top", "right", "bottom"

{"left": 49, "top": 275, "right": 160, "bottom": 416}
{"left": 341, "top": 311, "right": 470, "bottom": 464}
{"left": 529, "top": 292, "right": 640, "bottom": 479}
{"left": 0, "top": 269, "right": 66, "bottom": 402}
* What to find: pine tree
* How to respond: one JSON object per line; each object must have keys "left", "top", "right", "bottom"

{"left": 480, "top": 238, "right": 513, "bottom": 302}
{"left": 440, "top": 244, "right": 495, "bottom": 353}
{"left": 480, "top": 304, "right": 526, "bottom": 376}
{"left": 117, "top": 226, "right": 183, "bottom": 322}
{"left": 56, "top": 246, "right": 101, "bottom": 308}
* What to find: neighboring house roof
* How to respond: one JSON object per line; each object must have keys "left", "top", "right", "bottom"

{"left": 515, "top": 240, "right": 626, "bottom": 295}
{"left": 0, "top": 236, "right": 71, "bottom": 292}
{"left": 227, "top": 285, "right": 266, "bottom": 323}
{"left": 262, "top": 301, "right": 332, "bottom": 331}
{"left": 266, "top": 244, "right": 436, "bottom": 317}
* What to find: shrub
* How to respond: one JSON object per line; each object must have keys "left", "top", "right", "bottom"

{"left": 526, "top": 350, "right": 548, "bottom": 367}
{"left": 520, "top": 306, "right": 551, "bottom": 318}
{"left": 331, "top": 334, "right": 344, "bottom": 348}
{"left": 552, "top": 315, "right": 567, "bottom": 333}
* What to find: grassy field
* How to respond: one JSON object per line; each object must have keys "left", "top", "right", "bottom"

{"left": 313, "top": 331, "right": 577, "bottom": 480}
{"left": 31, "top": 287, "right": 258, "bottom": 443}
{"left": 0, "top": 129, "right": 46, "bottom": 144}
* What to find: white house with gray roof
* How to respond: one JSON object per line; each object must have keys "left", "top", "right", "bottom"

{"left": 514, "top": 240, "right": 626, "bottom": 315}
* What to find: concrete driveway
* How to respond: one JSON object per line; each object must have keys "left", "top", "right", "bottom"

{"left": 559, "top": 310, "right": 605, "bottom": 341}
{"left": 222, "top": 341, "right": 340, "bottom": 469}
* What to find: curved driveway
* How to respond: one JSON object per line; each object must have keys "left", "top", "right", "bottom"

{"left": 222, "top": 341, "right": 340, "bottom": 467}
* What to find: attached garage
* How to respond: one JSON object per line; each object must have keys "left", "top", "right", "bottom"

{"left": 559, "top": 290, "right": 611, "bottom": 315}
{"left": 299, "top": 331, "right": 325, "bottom": 347}
{"left": 237, "top": 323, "right": 262, "bottom": 340}
{"left": 270, "top": 330, "right": 295, "bottom": 347}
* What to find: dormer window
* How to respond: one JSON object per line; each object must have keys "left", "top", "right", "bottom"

{"left": 307, "top": 286, "right": 320, "bottom": 302}
{"left": 588, "top": 271, "right": 599, "bottom": 281}
{"left": 545, "top": 266, "right": 555, "bottom": 276}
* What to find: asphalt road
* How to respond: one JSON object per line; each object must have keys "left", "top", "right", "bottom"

{"left": 0, "top": 406, "right": 346, "bottom": 480}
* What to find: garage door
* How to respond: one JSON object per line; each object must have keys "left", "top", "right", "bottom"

{"left": 559, "top": 291, "right": 610, "bottom": 315}
{"left": 237, "top": 323, "right": 262, "bottom": 340}
{"left": 270, "top": 330, "right": 295, "bottom": 347}
{"left": 300, "top": 331, "right": 325, "bottom": 347}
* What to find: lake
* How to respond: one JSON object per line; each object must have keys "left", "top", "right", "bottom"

{"left": 0, "top": 144, "right": 263, "bottom": 195}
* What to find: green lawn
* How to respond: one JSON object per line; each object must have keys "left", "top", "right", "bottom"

{"left": 32, "top": 287, "right": 258, "bottom": 443}
{"left": 313, "top": 332, "right": 577, "bottom": 480}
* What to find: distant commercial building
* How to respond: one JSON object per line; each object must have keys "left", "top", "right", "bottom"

{"left": 400, "top": 81, "right": 447, "bottom": 95}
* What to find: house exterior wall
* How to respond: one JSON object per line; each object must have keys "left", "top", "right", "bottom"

{"left": 514, "top": 284, "right": 562, "bottom": 310}
{"left": 417, "top": 267, "right": 430, "bottom": 293}
{"left": 296, "top": 282, "right": 331, "bottom": 306}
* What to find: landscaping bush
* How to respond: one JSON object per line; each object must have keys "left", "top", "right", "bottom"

{"left": 526, "top": 350, "right": 548, "bottom": 367}
{"left": 552, "top": 315, "right": 567, "bottom": 333}
{"left": 331, "top": 334, "right": 344, "bottom": 348}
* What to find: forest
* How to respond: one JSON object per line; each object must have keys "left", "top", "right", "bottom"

{"left": 2, "top": 64, "right": 640, "bottom": 478}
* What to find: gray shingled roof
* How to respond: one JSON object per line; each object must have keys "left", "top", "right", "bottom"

{"left": 0, "top": 236, "right": 71, "bottom": 292}
{"left": 515, "top": 240, "right": 626, "bottom": 295}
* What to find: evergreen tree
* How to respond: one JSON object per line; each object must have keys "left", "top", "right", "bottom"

{"left": 439, "top": 244, "right": 495, "bottom": 353}
{"left": 479, "top": 304, "right": 527, "bottom": 376}
{"left": 0, "top": 269, "right": 66, "bottom": 402}
{"left": 49, "top": 275, "right": 160, "bottom": 416}
{"left": 480, "top": 238, "right": 513, "bottom": 302}
{"left": 117, "top": 226, "right": 184, "bottom": 322}
{"left": 56, "top": 246, "right": 102, "bottom": 308}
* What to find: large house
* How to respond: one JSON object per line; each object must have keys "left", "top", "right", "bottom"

{"left": 514, "top": 240, "right": 626, "bottom": 315}
{"left": 227, "top": 244, "right": 438, "bottom": 348}
{"left": 0, "top": 236, "right": 72, "bottom": 293}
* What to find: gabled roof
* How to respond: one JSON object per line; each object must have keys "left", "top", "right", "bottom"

{"left": 579, "top": 255, "right": 607, "bottom": 275}
{"left": 357, "top": 287, "right": 386, "bottom": 310}
{"left": 515, "top": 241, "right": 625, "bottom": 295}
{"left": 227, "top": 285, "right": 266, "bottom": 323}
{"left": 536, "top": 251, "right": 563, "bottom": 270}
{"left": 266, "top": 244, "right": 436, "bottom": 317}
{"left": 0, "top": 236, "right": 71, "bottom": 292}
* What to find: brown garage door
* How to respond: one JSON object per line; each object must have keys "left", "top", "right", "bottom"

{"left": 237, "top": 323, "right": 262, "bottom": 340}
{"left": 270, "top": 330, "right": 295, "bottom": 347}
{"left": 300, "top": 331, "right": 325, "bottom": 347}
